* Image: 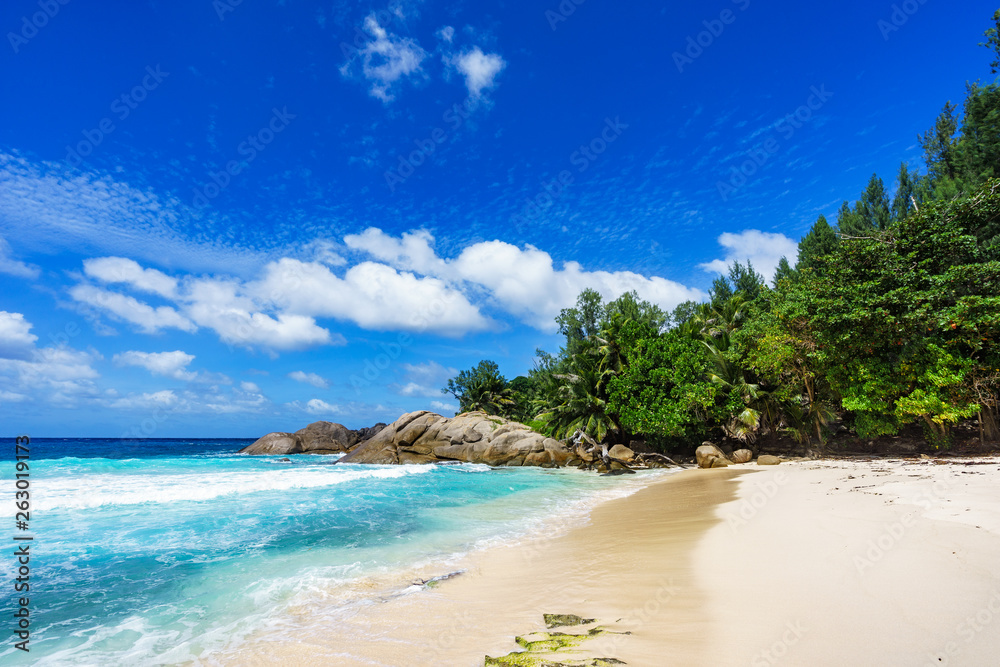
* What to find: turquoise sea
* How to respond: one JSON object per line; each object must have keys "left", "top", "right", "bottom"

{"left": 0, "top": 438, "right": 663, "bottom": 665}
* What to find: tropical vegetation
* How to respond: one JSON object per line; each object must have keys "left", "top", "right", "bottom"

{"left": 443, "top": 13, "right": 1000, "bottom": 452}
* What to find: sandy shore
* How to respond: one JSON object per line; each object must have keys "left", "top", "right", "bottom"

{"left": 218, "top": 457, "right": 1000, "bottom": 666}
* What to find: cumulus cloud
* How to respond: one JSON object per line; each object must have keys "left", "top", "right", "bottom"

{"left": 0, "top": 311, "right": 39, "bottom": 360}
{"left": 240, "top": 381, "right": 261, "bottom": 393}
{"left": 70, "top": 284, "right": 196, "bottom": 334}
{"left": 109, "top": 384, "right": 268, "bottom": 414}
{"left": 341, "top": 14, "right": 427, "bottom": 102}
{"left": 288, "top": 370, "right": 330, "bottom": 389}
{"left": 110, "top": 389, "right": 180, "bottom": 410}
{"left": 0, "top": 326, "right": 101, "bottom": 407}
{"left": 699, "top": 230, "right": 800, "bottom": 280}
{"left": 304, "top": 398, "right": 340, "bottom": 415}
{"left": 436, "top": 26, "right": 455, "bottom": 43}
{"left": 113, "top": 350, "right": 198, "bottom": 381}
{"left": 83, "top": 257, "right": 178, "bottom": 298}
{"left": 430, "top": 400, "right": 458, "bottom": 414}
{"left": 447, "top": 47, "right": 506, "bottom": 98}
{"left": 255, "top": 258, "right": 491, "bottom": 336}
{"left": 0, "top": 236, "right": 39, "bottom": 279}
{"left": 395, "top": 361, "right": 456, "bottom": 397}
{"left": 345, "top": 228, "right": 704, "bottom": 332}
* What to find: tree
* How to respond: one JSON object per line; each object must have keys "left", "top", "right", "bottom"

{"left": 809, "top": 179, "right": 1000, "bottom": 445}
{"left": 920, "top": 102, "right": 962, "bottom": 197}
{"left": 891, "top": 162, "right": 920, "bottom": 223}
{"left": 442, "top": 360, "right": 515, "bottom": 416}
{"left": 608, "top": 323, "right": 719, "bottom": 448}
{"left": 773, "top": 257, "right": 795, "bottom": 285}
{"left": 981, "top": 9, "right": 1000, "bottom": 74}
{"left": 797, "top": 214, "right": 839, "bottom": 274}
{"left": 555, "top": 289, "right": 604, "bottom": 357}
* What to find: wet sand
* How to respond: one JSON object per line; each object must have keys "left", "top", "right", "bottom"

{"left": 214, "top": 457, "right": 1000, "bottom": 666}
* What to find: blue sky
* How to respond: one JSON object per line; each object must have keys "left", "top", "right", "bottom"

{"left": 0, "top": 0, "right": 996, "bottom": 437}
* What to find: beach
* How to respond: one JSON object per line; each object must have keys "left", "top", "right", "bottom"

{"left": 219, "top": 456, "right": 1000, "bottom": 666}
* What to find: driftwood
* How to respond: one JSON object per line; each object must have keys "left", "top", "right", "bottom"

{"left": 568, "top": 431, "right": 687, "bottom": 471}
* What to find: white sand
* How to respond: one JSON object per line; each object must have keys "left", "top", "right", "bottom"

{"left": 215, "top": 457, "right": 1000, "bottom": 666}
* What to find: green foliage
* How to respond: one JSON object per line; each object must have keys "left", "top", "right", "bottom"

{"left": 607, "top": 325, "right": 719, "bottom": 445}
{"left": 809, "top": 180, "right": 1000, "bottom": 443}
{"left": 839, "top": 174, "right": 892, "bottom": 237}
{"left": 981, "top": 9, "right": 1000, "bottom": 74}
{"left": 442, "top": 360, "right": 515, "bottom": 416}
{"left": 891, "top": 162, "right": 921, "bottom": 223}
{"left": 797, "top": 214, "right": 839, "bottom": 274}
{"left": 450, "top": 19, "right": 1000, "bottom": 452}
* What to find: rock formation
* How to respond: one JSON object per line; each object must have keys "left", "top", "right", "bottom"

{"left": 338, "top": 411, "right": 576, "bottom": 467}
{"left": 239, "top": 421, "right": 386, "bottom": 456}
{"left": 731, "top": 448, "right": 753, "bottom": 464}
{"left": 696, "top": 443, "right": 731, "bottom": 468}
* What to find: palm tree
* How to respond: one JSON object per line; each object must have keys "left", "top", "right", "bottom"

{"left": 534, "top": 356, "right": 620, "bottom": 443}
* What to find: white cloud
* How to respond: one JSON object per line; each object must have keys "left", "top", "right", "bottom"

{"left": 288, "top": 370, "right": 330, "bottom": 389}
{"left": 0, "top": 236, "right": 39, "bottom": 279}
{"left": 0, "top": 151, "right": 271, "bottom": 277}
{"left": 255, "top": 258, "right": 491, "bottom": 336}
{"left": 344, "top": 228, "right": 448, "bottom": 276}
{"left": 345, "top": 228, "right": 705, "bottom": 332}
{"left": 699, "top": 230, "right": 800, "bottom": 280}
{"left": 83, "top": 257, "right": 177, "bottom": 298}
{"left": 341, "top": 14, "right": 427, "bottom": 102}
{"left": 182, "top": 275, "right": 336, "bottom": 351}
{"left": 110, "top": 384, "right": 269, "bottom": 415}
{"left": 0, "top": 311, "right": 39, "bottom": 360}
{"left": 395, "top": 361, "right": 456, "bottom": 397}
{"left": 110, "top": 390, "right": 180, "bottom": 410}
{"left": 430, "top": 400, "right": 458, "bottom": 414}
{"left": 240, "top": 381, "right": 261, "bottom": 393}
{"left": 305, "top": 398, "right": 340, "bottom": 415}
{"left": 113, "top": 350, "right": 197, "bottom": 381}
{"left": 0, "top": 343, "right": 101, "bottom": 407}
{"left": 447, "top": 47, "right": 506, "bottom": 98}
{"left": 70, "top": 284, "right": 196, "bottom": 334}
{"left": 436, "top": 26, "right": 455, "bottom": 43}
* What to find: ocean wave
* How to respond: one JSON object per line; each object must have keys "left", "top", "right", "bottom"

{"left": 1, "top": 465, "right": 437, "bottom": 515}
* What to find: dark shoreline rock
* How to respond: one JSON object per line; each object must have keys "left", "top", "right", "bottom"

{"left": 239, "top": 421, "right": 386, "bottom": 456}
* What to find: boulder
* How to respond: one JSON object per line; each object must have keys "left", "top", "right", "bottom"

{"left": 241, "top": 420, "right": 389, "bottom": 456}
{"left": 239, "top": 432, "right": 303, "bottom": 455}
{"left": 731, "top": 449, "right": 753, "bottom": 464}
{"left": 608, "top": 444, "right": 635, "bottom": 462}
{"left": 293, "top": 421, "right": 360, "bottom": 454}
{"left": 757, "top": 455, "right": 781, "bottom": 466}
{"left": 338, "top": 411, "right": 576, "bottom": 468}
{"left": 696, "top": 443, "right": 729, "bottom": 469}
